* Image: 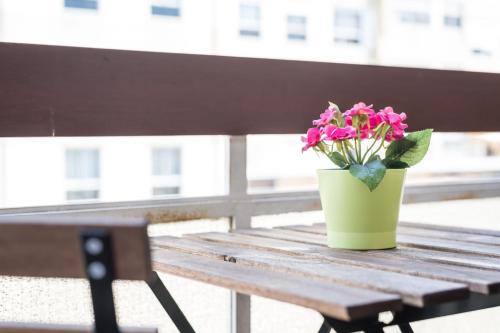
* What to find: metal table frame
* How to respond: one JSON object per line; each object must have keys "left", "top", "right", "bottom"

{"left": 148, "top": 270, "right": 500, "bottom": 333}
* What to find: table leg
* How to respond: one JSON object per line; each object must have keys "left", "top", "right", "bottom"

{"left": 147, "top": 271, "right": 196, "bottom": 333}
{"left": 398, "top": 323, "right": 414, "bottom": 333}
{"left": 318, "top": 319, "right": 332, "bottom": 333}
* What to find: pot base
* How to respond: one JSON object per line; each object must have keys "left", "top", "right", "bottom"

{"left": 326, "top": 230, "right": 396, "bottom": 250}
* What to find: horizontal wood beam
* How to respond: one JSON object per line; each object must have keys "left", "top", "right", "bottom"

{"left": 1, "top": 42, "right": 500, "bottom": 137}
{"left": 1, "top": 179, "right": 499, "bottom": 222}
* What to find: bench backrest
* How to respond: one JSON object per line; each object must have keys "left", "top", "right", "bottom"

{"left": 0, "top": 216, "right": 154, "bottom": 333}
{"left": 0, "top": 216, "right": 151, "bottom": 280}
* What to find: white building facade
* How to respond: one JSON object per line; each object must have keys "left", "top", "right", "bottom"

{"left": 0, "top": 0, "right": 499, "bottom": 208}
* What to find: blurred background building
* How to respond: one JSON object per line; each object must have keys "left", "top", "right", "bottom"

{"left": 0, "top": 0, "right": 499, "bottom": 207}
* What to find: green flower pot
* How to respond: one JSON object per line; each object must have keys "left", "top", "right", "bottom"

{"left": 317, "top": 169, "right": 406, "bottom": 250}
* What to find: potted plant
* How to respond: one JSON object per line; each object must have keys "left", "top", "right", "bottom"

{"left": 302, "top": 101, "right": 432, "bottom": 250}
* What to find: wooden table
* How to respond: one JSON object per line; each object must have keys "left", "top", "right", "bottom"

{"left": 150, "top": 222, "right": 500, "bottom": 333}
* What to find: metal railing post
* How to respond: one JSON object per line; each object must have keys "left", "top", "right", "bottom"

{"left": 228, "top": 135, "right": 251, "bottom": 333}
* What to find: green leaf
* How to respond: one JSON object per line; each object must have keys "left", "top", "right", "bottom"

{"left": 385, "top": 129, "right": 433, "bottom": 167}
{"left": 349, "top": 159, "right": 387, "bottom": 192}
{"left": 383, "top": 159, "right": 409, "bottom": 169}
{"left": 327, "top": 151, "right": 348, "bottom": 168}
{"left": 385, "top": 138, "right": 416, "bottom": 161}
{"left": 366, "top": 154, "right": 381, "bottom": 163}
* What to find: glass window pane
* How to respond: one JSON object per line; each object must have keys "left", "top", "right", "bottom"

{"left": 240, "top": 4, "right": 261, "bottom": 37}
{"left": 287, "top": 15, "right": 307, "bottom": 41}
{"left": 152, "top": 186, "right": 180, "bottom": 196}
{"left": 65, "top": 149, "right": 100, "bottom": 179}
{"left": 151, "top": 0, "right": 181, "bottom": 17}
{"left": 399, "top": 11, "right": 430, "bottom": 24}
{"left": 152, "top": 148, "right": 181, "bottom": 176}
{"left": 444, "top": 0, "right": 462, "bottom": 28}
{"left": 334, "top": 8, "right": 362, "bottom": 44}
{"left": 66, "top": 190, "right": 99, "bottom": 200}
{"left": 64, "top": 0, "right": 97, "bottom": 10}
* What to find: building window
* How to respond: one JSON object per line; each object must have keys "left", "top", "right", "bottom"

{"left": 444, "top": 1, "right": 462, "bottom": 28}
{"left": 334, "top": 8, "right": 361, "bottom": 44}
{"left": 65, "top": 149, "right": 100, "bottom": 201}
{"left": 152, "top": 148, "right": 181, "bottom": 197}
{"left": 472, "top": 49, "right": 492, "bottom": 57}
{"left": 240, "top": 4, "right": 261, "bottom": 37}
{"left": 151, "top": 0, "right": 181, "bottom": 17}
{"left": 64, "top": 0, "right": 97, "bottom": 10}
{"left": 399, "top": 11, "right": 430, "bottom": 25}
{"left": 287, "top": 15, "right": 307, "bottom": 41}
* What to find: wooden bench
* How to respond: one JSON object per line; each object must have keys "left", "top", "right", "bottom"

{"left": 0, "top": 216, "right": 158, "bottom": 333}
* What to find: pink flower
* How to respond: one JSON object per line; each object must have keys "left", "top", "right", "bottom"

{"left": 369, "top": 113, "right": 382, "bottom": 128}
{"left": 345, "top": 113, "right": 382, "bottom": 139}
{"left": 324, "top": 125, "right": 356, "bottom": 141}
{"left": 312, "top": 108, "right": 334, "bottom": 126}
{"left": 344, "top": 102, "right": 375, "bottom": 117}
{"left": 377, "top": 106, "right": 408, "bottom": 141}
{"left": 301, "top": 127, "right": 322, "bottom": 152}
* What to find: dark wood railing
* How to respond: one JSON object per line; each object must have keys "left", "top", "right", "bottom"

{"left": 1, "top": 42, "right": 500, "bottom": 137}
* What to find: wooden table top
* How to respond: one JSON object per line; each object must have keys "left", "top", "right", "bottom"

{"left": 151, "top": 222, "right": 500, "bottom": 322}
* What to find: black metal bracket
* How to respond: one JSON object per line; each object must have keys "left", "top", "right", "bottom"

{"left": 320, "top": 292, "right": 500, "bottom": 333}
{"left": 147, "top": 271, "right": 196, "bottom": 333}
{"left": 81, "top": 229, "right": 120, "bottom": 333}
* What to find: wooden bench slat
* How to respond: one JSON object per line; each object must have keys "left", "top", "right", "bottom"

{"left": 282, "top": 225, "right": 500, "bottom": 270}
{"left": 399, "top": 222, "right": 500, "bottom": 237}
{"left": 397, "top": 226, "right": 500, "bottom": 246}
{"left": 0, "top": 216, "right": 151, "bottom": 280}
{"left": 189, "top": 231, "right": 500, "bottom": 294}
{"left": 397, "top": 234, "right": 500, "bottom": 258}
{"left": 0, "top": 323, "right": 156, "bottom": 333}
{"left": 152, "top": 248, "right": 401, "bottom": 321}
{"left": 279, "top": 224, "right": 326, "bottom": 235}
{"left": 283, "top": 224, "right": 500, "bottom": 259}
{"left": 153, "top": 236, "right": 468, "bottom": 307}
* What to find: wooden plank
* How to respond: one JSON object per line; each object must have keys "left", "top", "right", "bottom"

{"left": 0, "top": 323, "right": 156, "bottom": 333}
{"left": 2, "top": 42, "right": 500, "bottom": 137}
{"left": 286, "top": 224, "right": 500, "bottom": 258}
{"left": 400, "top": 222, "right": 500, "bottom": 237}
{"left": 153, "top": 248, "right": 401, "bottom": 321}
{"left": 153, "top": 236, "right": 468, "bottom": 307}
{"left": 0, "top": 216, "right": 151, "bottom": 280}
{"left": 238, "top": 227, "right": 328, "bottom": 244}
{"left": 190, "top": 231, "right": 500, "bottom": 294}
{"left": 281, "top": 225, "right": 500, "bottom": 271}
{"left": 390, "top": 247, "right": 500, "bottom": 271}
{"left": 398, "top": 226, "right": 500, "bottom": 246}
{"left": 281, "top": 224, "right": 327, "bottom": 235}
{"left": 397, "top": 234, "right": 500, "bottom": 258}
{"left": 242, "top": 227, "right": 500, "bottom": 262}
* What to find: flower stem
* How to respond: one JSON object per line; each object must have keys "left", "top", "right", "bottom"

{"left": 355, "top": 130, "right": 362, "bottom": 164}
{"left": 339, "top": 142, "right": 349, "bottom": 163}
{"left": 361, "top": 126, "right": 384, "bottom": 163}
